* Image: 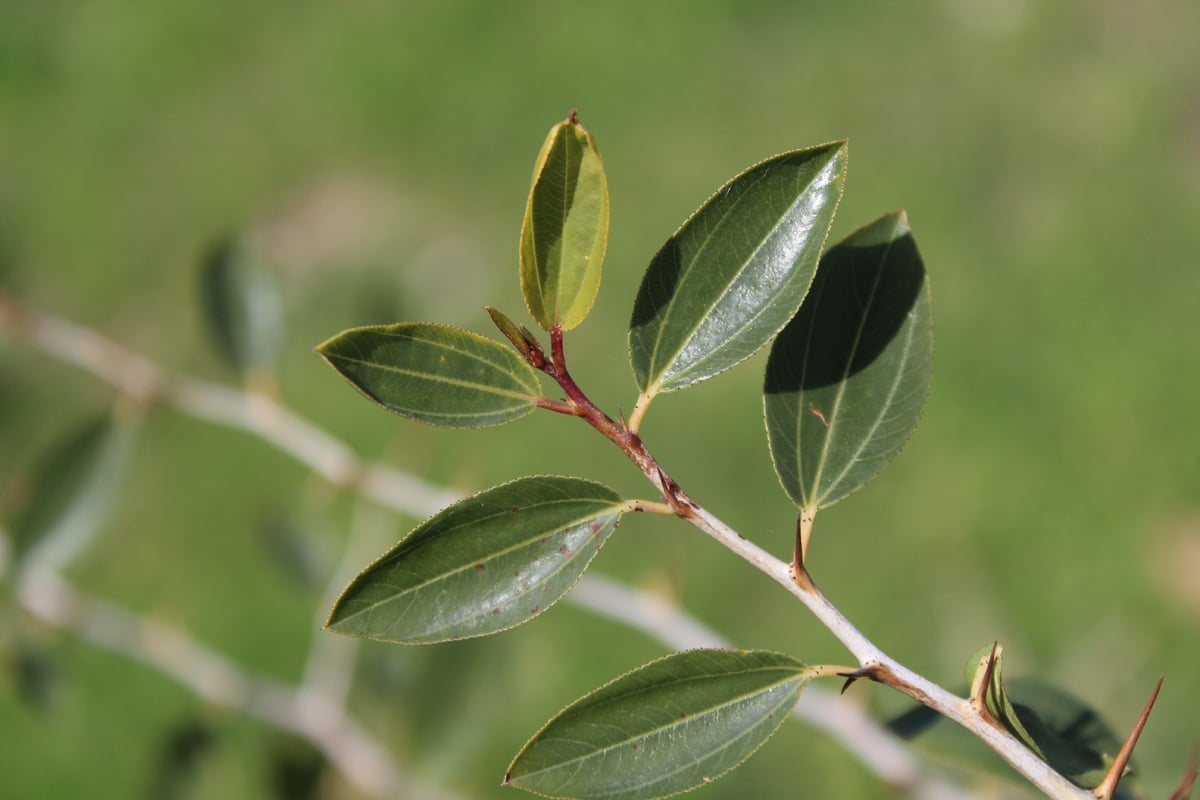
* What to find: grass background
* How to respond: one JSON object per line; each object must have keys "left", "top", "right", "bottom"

{"left": 2, "top": 2, "right": 1198, "bottom": 798}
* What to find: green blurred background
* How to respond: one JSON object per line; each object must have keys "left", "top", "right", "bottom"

{"left": 2, "top": 2, "right": 1198, "bottom": 798}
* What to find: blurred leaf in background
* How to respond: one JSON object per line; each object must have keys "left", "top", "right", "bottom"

{"left": 199, "top": 236, "right": 282, "bottom": 384}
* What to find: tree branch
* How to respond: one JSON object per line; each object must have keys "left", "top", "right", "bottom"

{"left": 1, "top": 290, "right": 979, "bottom": 799}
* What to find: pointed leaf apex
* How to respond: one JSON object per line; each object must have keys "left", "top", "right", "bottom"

{"left": 631, "top": 142, "right": 849, "bottom": 395}
{"left": 486, "top": 306, "right": 534, "bottom": 360}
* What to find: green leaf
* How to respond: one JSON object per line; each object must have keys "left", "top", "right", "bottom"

{"left": 199, "top": 236, "right": 282, "bottom": 379}
{"left": 764, "top": 211, "right": 931, "bottom": 511}
{"left": 520, "top": 112, "right": 610, "bottom": 331}
{"left": 9, "top": 411, "right": 138, "bottom": 568}
{"left": 326, "top": 476, "right": 624, "bottom": 643}
{"left": 966, "top": 645, "right": 1043, "bottom": 760}
{"left": 887, "top": 678, "right": 1144, "bottom": 799}
{"left": 316, "top": 323, "right": 542, "bottom": 428}
{"left": 488, "top": 305, "right": 537, "bottom": 361}
{"left": 629, "top": 142, "right": 847, "bottom": 397}
{"left": 505, "top": 649, "right": 812, "bottom": 800}
{"left": 1006, "top": 679, "right": 1143, "bottom": 797}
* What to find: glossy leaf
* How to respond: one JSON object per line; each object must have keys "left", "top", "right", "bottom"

{"left": 326, "top": 476, "right": 624, "bottom": 643}
{"left": 505, "top": 649, "right": 811, "bottom": 800}
{"left": 629, "top": 142, "right": 846, "bottom": 397}
{"left": 316, "top": 323, "right": 542, "bottom": 428}
{"left": 764, "top": 211, "right": 931, "bottom": 511}
{"left": 10, "top": 412, "right": 138, "bottom": 568}
{"left": 199, "top": 236, "right": 282, "bottom": 378}
{"left": 520, "top": 113, "right": 609, "bottom": 331}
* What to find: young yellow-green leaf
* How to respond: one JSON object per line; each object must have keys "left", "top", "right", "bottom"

{"left": 326, "top": 476, "right": 624, "bottom": 643}
{"left": 966, "top": 645, "right": 1044, "bottom": 760}
{"left": 199, "top": 236, "right": 282, "bottom": 379}
{"left": 10, "top": 411, "right": 138, "bottom": 568}
{"left": 764, "top": 211, "right": 931, "bottom": 512}
{"left": 520, "top": 112, "right": 610, "bottom": 331}
{"left": 316, "top": 323, "right": 542, "bottom": 428}
{"left": 505, "top": 649, "right": 812, "bottom": 800}
{"left": 629, "top": 142, "right": 847, "bottom": 397}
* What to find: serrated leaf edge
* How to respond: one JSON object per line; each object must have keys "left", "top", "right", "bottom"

{"left": 630, "top": 141, "right": 849, "bottom": 397}
{"left": 325, "top": 474, "right": 625, "bottom": 645}
{"left": 315, "top": 321, "right": 543, "bottom": 429}
{"left": 504, "top": 648, "right": 814, "bottom": 800}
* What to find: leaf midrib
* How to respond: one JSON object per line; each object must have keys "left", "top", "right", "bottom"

{"left": 333, "top": 499, "right": 622, "bottom": 627}
{"left": 641, "top": 167, "right": 776, "bottom": 391}
{"left": 805, "top": 219, "right": 902, "bottom": 507}
{"left": 665, "top": 174, "right": 833, "bottom": 388}
{"left": 326, "top": 352, "right": 537, "bottom": 406}
{"left": 514, "top": 666, "right": 804, "bottom": 787}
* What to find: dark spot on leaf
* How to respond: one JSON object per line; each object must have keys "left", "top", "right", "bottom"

{"left": 632, "top": 744, "right": 639, "bottom": 751}
{"left": 510, "top": 507, "right": 519, "bottom": 513}
{"left": 475, "top": 563, "right": 486, "bottom": 573}
{"left": 530, "top": 605, "right": 539, "bottom": 614}
{"left": 558, "top": 545, "right": 571, "bottom": 557}
{"left": 679, "top": 712, "right": 688, "bottom": 719}
{"left": 808, "top": 403, "right": 830, "bottom": 427}
{"left": 491, "top": 607, "right": 501, "bottom": 615}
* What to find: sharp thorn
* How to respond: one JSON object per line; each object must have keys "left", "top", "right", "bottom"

{"left": 970, "top": 642, "right": 1000, "bottom": 718}
{"left": 838, "top": 666, "right": 876, "bottom": 695}
{"left": 1091, "top": 674, "right": 1164, "bottom": 799}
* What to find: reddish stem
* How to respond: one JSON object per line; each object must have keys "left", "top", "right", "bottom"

{"left": 540, "top": 326, "right": 695, "bottom": 517}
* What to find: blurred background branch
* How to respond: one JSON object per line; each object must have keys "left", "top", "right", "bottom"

{"left": 0, "top": 290, "right": 973, "bottom": 800}
{"left": 1, "top": 4, "right": 1196, "bottom": 798}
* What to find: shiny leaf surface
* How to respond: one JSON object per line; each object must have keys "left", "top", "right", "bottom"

{"left": 520, "top": 113, "right": 609, "bottom": 331}
{"left": 316, "top": 323, "right": 542, "bottom": 428}
{"left": 326, "top": 476, "right": 624, "bottom": 643}
{"left": 765, "top": 211, "right": 931, "bottom": 511}
{"left": 629, "top": 142, "right": 846, "bottom": 396}
{"left": 506, "top": 649, "right": 811, "bottom": 800}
